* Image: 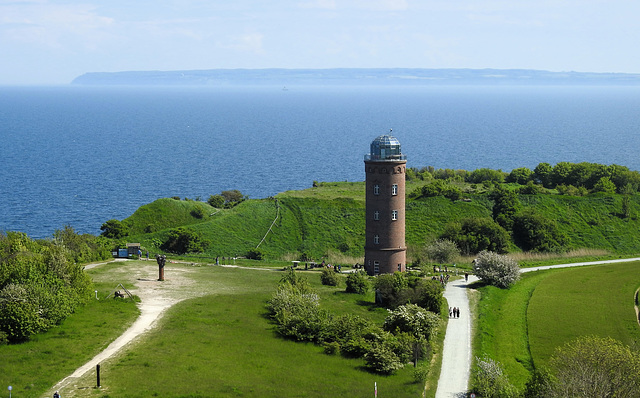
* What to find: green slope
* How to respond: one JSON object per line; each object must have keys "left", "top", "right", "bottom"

{"left": 122, "top": 182, "right": 640, "bottom": 260}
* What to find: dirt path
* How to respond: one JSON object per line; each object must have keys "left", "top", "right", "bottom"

{"left": 48, "top": 261, "right": 196, "bottom": 396}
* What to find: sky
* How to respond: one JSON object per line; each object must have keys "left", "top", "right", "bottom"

{"left": 1, "top": 0, "right": 639, "bottom": 85}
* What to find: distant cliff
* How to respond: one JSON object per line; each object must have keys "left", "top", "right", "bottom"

{"left": 71, "top": 68, "right": 640, "bottom": 86}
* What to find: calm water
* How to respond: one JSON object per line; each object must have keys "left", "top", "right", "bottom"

{"left": 1, "top": 85, "right": 639, "bottom": 239}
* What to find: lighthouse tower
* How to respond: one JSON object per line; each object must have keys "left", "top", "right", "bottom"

{"left": 364, "top": 132, "right": 407, "bottom": 276}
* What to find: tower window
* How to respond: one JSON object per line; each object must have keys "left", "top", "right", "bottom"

{"left": 374, "top": 261, "right": 380, "bottom": 275}
{"left": 392, "top": 210, "right": 398, "bottom": 220}
{"left": 374, "top": 235, "right": 379, "bottom": 245}
{"left": 374, "top": 184, "right": 380, "bottom": 195}
{"left": 392, "top": 184, "right": 398, "bottom": 195}
{"left": 374, "top": 211, "right": 379, "bottom": 220}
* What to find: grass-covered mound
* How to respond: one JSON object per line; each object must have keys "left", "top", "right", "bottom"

{"left": 121, "top": 180, "right": 640, "bottom": 262}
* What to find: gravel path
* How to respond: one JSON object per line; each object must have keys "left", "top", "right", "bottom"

{"left": 435, "top": 275, "right": 477, "bottom": 398}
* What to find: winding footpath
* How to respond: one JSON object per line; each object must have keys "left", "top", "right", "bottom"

{"left": 435, "top": 257, "right": 640, "bottom": 398}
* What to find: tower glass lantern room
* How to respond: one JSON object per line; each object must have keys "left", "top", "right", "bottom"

{"left": 365, "top": 133, "right": 407, "bottom": 161}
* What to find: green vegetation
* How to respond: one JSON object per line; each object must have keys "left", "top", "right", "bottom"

{"left": 98, "top": 163, "right": 640, "bottom": 267}
{"left": 474, "top": 261, "right": 640, "bottom": 394}
{"left": 0, "top": 261, "right": 139, "bottom": 396}
{"left": 0, "top": 229, "right": 111, "bottom": 343}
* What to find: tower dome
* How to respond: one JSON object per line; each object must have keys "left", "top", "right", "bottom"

{"left": 367, "top": 132, "right": 405, "bottom": 161}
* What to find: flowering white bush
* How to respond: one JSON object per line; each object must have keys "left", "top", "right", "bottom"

{"left": 472, "top": 356, "right": 517, "bottom": 398}
{"left": 473, "top": 250, "right": 520, "bottom": 288}
{"left": 382, "top": 303, "right": 441, "bottom": 341}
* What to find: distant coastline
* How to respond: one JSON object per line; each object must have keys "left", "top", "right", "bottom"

{"left": 71, "top": 68, "right": 640, "bottom": 86}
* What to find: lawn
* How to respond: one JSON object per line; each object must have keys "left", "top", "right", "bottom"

{"left": 4, "top": 261, "right": 432, "bottom": 397}
{"left": 473, "top": 260, "right": 640, "bottom": 391}
{"left": 527, "top": 261, "right": 640, "bottom": 367}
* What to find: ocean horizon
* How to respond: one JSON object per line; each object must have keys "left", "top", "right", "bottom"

{"left": 1, "top": 84, "right": 639, "bottom": 239}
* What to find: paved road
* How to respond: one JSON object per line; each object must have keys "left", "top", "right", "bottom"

{"left": 435, "top": 275, "right": 478, "bottom": 398}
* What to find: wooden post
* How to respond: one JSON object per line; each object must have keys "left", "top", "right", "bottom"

{"left": 96, "top": 363, "right": 101, "bottom": 387}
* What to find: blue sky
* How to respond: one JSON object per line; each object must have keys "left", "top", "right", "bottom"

{"left": 1, "top": 0, "right": 639, "bottom": 85}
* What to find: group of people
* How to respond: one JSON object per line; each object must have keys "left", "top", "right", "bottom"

{"left": 449, "top": 306, "right": 461, "bottom": 318}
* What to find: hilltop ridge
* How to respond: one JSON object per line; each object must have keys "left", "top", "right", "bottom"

{"left": 71, "top": 68, "right": 640, "bottom": 86}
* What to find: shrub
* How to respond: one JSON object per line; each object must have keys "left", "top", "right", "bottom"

{"left": 100, "top": 219, "right": 129, "bottom": 239}
{"left": 472, "top": 356, "right": 518, "bottom": 398}
{"left": 190, "top": 207, "right": 205, "bottom": 219}
{"left": 549, "top": 336, "right": 640, "bottom": 398}
{"left": 246, "top": 248, "right": 263, "bottom": 260}
{"left": 374, "top": 272, "right": 409, "bottom": 308}
{"left": 411, "top": 278, "right": 444, "bottom": 314}
{"left": 383, "top": 303, "right": 441, "bottom": 342}
{"left": 160, "top": 227, "right": 206, "bottom": 254}
{"left": 512, "top": 209, "right": 567, "bottom": 252}
{"left": 323, "top": 341, "right": 340, "bottom": 355}
{"left": 207, "top": 194, "right": 225, "bottom": 208}
{"left": 424, "top": 238, "right": 459, "bottom": 264}
{"left": 364, "top": 342, "right": 403, "bottom": 375}
{"left": 441, "top": 218, "right": 510, "bottom": 255}
{"left": 345, "top": 271, "right": 370, "bottom": 294}
{"left": 473, "top": 251, "right": 520, "bottom": 288}
{"left": 320, "top": 268, "right": 340, "bottom": 286}
{"left": 413, "top": 366, "right": 430, "bottom": 383}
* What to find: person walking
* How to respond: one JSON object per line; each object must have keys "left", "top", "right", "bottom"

{"left": 53, "top": 391, "right": 61, "bottom": 398}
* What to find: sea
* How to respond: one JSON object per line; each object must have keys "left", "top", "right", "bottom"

{"left": 1, "top": 85, "right": 639, "bottom": 239}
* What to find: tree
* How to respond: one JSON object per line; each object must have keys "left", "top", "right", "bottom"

{"left": 533, "top": 162, "right": 553, "bottom": 188}
{"left": 512, "top": 209, "right": 567, "bottom": 252}
{"left": 100, "top": 219, "right": 129, "bottom": 239}
{"left": 490, "top": 186, "right": 521, "bottom": 230}
{"left": 549, "top": 336, "right": 640, "bottom": 398}
{"left": 374, "top": 272, "right": 409, "bottom": 308}
{"left": 506, "top": 167, "right": 533, "bottom": 185}
{"left": 441, "top": 218, "right": 510, "bottom": 255}
{"left": 424, "top": 239, "right": 459, "bottom": 264}
{"left": 467, "top": 168, "right": 506, "bottom": 184}
{"left": 592, "top": 176, "right": 616, "bottom": 193}
{"left": 207, "top": 194, "right": 225, "bottom": 208}
{"left": 473, "top": 250, "right": 520, "bottom": 288}
{"left": 220, "top": 190, "right": 246, "bottom": 207}
{"left": 160, "top": 227, "right": 206, "bottom": 254}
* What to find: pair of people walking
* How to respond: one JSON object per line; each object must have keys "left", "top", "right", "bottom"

{"left": 449, "top": 306, "right": 460, "bottom": 318}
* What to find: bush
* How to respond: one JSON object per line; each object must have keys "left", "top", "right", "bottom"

{"left": 160, "top": 227, "right": 206, "bottom": 254}
{"left": 246, "top": 248, "right": 264, "bottom": 260}
{"left": 473, "top": 251, "right": 520, "bottom": 288}
{"left": 364, "top": 342, "right": 403, "bottom": 375}
{"left": 207, "top": 194, "right": 225, "bottom": 208}
{"left": 320, "top": 268, "right": 340, "bottom": 286}
{"left": 472, "top": 356, "right": 518, "bottom": 398}
{"left": 549, "top": 336, "right": 640, "bottom": 398}
{"left": 383, "top": 303, "right": 441, "bottom": 342}
{"left": 441, "top": 218, "right": 510, "bottom": 255}
{"left": 413, "top": 366, "right": 430, "bottom": 383}
{"left": 345, "top": 271, "right": 370, "bottom": 294}
{"left": 323, "top": 341, "right": 340, "bottom": 355}
{"left": 100, "top": 219, "right": 129, "bottom": 239}
{"left": 424, "top": 238, "right": 459, "bottom": 264}
{"left": 190, "top": 207, "right": 205, "bottom": 219}
{"left": 512, "top": 209, "right": 568, "bottom": 252}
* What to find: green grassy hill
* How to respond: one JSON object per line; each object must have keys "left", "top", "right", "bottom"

{"left": 122, "top": 181, "right": 640, "bottom": 261}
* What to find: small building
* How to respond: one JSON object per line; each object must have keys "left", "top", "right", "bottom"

{"left": 126, "top": 243, "right": 141, "bottom": 257}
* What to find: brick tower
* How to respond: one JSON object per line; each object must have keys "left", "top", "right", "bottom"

{"left": 364, "top": 132, "right": 407, "bottom": 276}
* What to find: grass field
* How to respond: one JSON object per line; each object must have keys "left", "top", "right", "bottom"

{"left": 527, "top": 261, "right": 640, "bottom": 367}
{"left": 473, "top": 260, "right": 640, "bottom": 391}
{"left": 0, "top": 273, "right": 140, "bottom": 397}
{"left": 3, "top": 260, "right": 436, "bottom": 397}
